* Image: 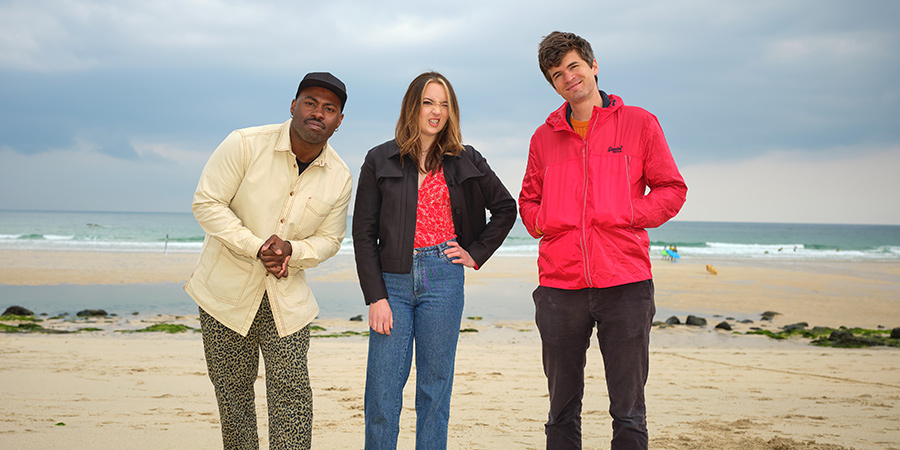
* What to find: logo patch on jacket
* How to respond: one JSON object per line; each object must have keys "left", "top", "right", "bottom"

{"left": 607, "top": 146, "right": 623, "bottom": 153}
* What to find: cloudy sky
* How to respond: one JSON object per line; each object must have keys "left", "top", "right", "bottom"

{"left": 1, "top": 0, "right": 898, "bottom": 225}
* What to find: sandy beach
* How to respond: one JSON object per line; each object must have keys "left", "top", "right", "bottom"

{"left": 1, "top": 251, "right": 899, "bottom": 449}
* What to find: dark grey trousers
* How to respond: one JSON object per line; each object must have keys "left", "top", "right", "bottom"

{"left": 533, "top": 280, "right": 655, "bottom": 450}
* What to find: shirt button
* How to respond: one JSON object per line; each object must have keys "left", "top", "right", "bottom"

{"left": 280, "top": 218, "right": 285, "bottom": 223}
{"left": 290, "top": 191, "right": 294, "bottom": 196}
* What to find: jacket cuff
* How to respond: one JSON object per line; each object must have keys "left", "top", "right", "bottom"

{"left": 247, "top": 236, "right": 266, "bottom": 260}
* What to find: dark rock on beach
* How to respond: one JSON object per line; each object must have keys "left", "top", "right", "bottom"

{"left": 824, "top": 330, "right": 881, "bottom": 347}
{"left": 760, "top": 311, "right": 781, "bottom": 321}
{"left": 715, "top": 321, "right": 732, "bottom": 331}
{"left": 685, "top": 315, "right": 707, "bottom": 326}
{"left": 3, "top": 306, "right": 34, "bottom": 316}
{"left": 665, "top": 316, "right": 681, "bottom": 325}
{"left": 782, "top": 322, "right": 809, "bottom": 332}
{"left": 349, "top": 315, "right": 363, "bottom": 322}
{"left": 76, "top": 309, "right": 109, "bottom": 317}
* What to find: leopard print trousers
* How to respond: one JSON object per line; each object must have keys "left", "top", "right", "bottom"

{"left": 200, "top": 294, "right": 312, "bottom": 449}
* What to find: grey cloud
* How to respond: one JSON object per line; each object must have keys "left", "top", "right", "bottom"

{"left": 1, "top": 0, "right": 898, "bottom": 223}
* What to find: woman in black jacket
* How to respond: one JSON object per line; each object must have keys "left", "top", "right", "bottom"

{"left": 352, "top": 72, "right": 516, "bottom": 449}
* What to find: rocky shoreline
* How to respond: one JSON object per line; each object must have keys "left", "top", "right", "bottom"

{"left": 654, "top": 309, "right": 900, "bottom": 348}
{"left": 5, "top": 304, "right": 899, "bottom": 348}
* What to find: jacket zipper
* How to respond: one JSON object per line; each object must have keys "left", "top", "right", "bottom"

{"left": 580, "top": 119, "right": 595, "bottom": 286}
{"left": 625, "top": 153, "right": 634, "bottom": 226}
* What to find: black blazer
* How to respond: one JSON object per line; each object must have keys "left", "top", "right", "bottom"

{"left": 352, "top": 139, "right": 517, "bottom": 304}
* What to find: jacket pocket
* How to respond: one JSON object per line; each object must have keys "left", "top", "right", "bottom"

{"left": 585, "top": 153, "right": 636, "bottom": 228}
{"left": 294, "top": 196, "right": 332, "bottom": 238}
{"left": 203, "top": 244, "right": 253, "bottom": 305}
{"left": 539, "top": 161, "right": 582, "bottom": 235}
{"left": 275, "top": 270, "right": 311, "bottom": 308}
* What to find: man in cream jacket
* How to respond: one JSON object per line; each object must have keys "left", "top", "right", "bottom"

{"left": 185, "top": 72, "right": 352, "bottom": 449}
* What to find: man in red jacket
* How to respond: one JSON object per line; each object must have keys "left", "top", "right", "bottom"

{"left": 520, "top": 31, "right": 687, "bottom": 449}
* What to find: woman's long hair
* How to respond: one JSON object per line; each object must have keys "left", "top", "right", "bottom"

{"left": 395, "top": 72, "right": 463, "bottom": 173}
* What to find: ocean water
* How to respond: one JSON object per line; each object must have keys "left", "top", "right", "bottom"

{"left": 2, "top": 210, "right": 898, "bottom": 319}
{"left": 1, "top": 210, "right": 898, "bottom": 262}
{"left": 0, "top": 210, "right": 204, "bottom": 253}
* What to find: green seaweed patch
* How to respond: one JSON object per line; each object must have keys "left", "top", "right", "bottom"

{"left": 811, "top": 337, "right": 898, "bottom": 348}
{"left": 811, "top": 328, "right": 898, "bottom": 348}
{"left": 312, "top": 330, "right": 369, "bottom": 338}
{"left": 460, "top": 328, "right": 479, "bottom": 333}
{"left": 746, "top": 327, "right": 836, "bottom": 340}
{"left": 842, "top": 327, "right": 892, "bottom": 337}
{"left": 0, "top": 314, "right": 41, "bottom": 322}
{"left": 76, "top": 327, "right": 104, "bottom": 333}
{"left": 310, "top": 325, "right": 327, "bottom": 332}
{"left": 55, "top": 422, "right": 66, "bottom": 426}
{"left": 466, "top": 316, "right": 483, "bottom": 321}
{"left": 0, "top": 322, "right": 71, "bottom": 334}
{"left": 799, "top": 327, "right": 836, "bottom": 338}
{"left": 745, "top": 329, "right": 790, "bottom": 340}
{"left": 745, "top": 326, "right": 899, "bottom": 348}
{"left": 118, "top": 323, "right": 199, "bottom": 334}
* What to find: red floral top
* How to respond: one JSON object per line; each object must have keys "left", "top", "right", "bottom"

{"left": 414, "top": 166, "right": 456, "bottom": 248}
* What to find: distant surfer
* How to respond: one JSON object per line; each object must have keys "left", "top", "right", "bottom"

{"left": 665, "top": 246, "right": 680, "bottom": 262}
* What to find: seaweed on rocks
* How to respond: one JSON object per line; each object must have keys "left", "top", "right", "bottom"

{"left": 745, "top": 325, "right": 899, "bottom": 348}
{"left": 117, "top": 323, "right": 199, "bottom": 334}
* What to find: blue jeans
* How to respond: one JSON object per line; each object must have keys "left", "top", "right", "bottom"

{"left": 365, "top": 240, "right": 465, "bottom": 450}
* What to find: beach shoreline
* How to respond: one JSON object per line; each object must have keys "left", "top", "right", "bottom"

{"left": 3, "top": 250, "right": 898, "bottom": 328}
{"left": 2, "top": 250, "right": 899, "bottom": 448}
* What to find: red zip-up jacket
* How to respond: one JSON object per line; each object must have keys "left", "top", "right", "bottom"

{"left": 519, "top": 93, "right": 687, "bottom": 289}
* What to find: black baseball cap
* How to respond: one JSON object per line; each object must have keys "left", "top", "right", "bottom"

{"left": 296, "top": 72, "right": 347, "bottom": 111}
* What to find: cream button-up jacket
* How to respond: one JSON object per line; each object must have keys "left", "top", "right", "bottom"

{"left": 184, "top": 120, "right": 352, "bottom": 337}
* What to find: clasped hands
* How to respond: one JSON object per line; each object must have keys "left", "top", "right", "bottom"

{"left": 258, "top": 235, "right": 292, "bottom": 279}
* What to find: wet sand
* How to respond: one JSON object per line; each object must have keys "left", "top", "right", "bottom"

{"left": 1, "top": 251, "right": 898, "bottom": 448}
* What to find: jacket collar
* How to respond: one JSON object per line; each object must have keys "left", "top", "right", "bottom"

{"left": 386, "top": 139, "right": 403, "bottom": 159}
{"left": 382, "top": 139, "right": 480, "bottom": 182}
{"left": 548, "top": 90, "right": 621, "bottom": 132}
{"left": 385, "top": 139, "right": 464, "bottom": 163}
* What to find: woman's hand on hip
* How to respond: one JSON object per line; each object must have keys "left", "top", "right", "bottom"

{"left": 445, "top": 241, "right": 476, "bottom": 268}
{"left": 369, "top": 299, "right": 393, "bottom": 335}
